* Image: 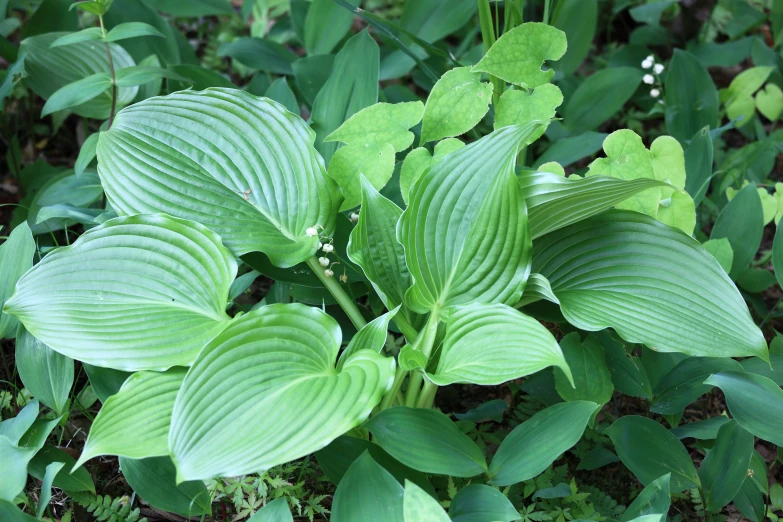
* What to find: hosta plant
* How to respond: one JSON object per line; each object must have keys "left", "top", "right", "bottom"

{"left": 2, "top": 4, "right": 783, "bottom": 522}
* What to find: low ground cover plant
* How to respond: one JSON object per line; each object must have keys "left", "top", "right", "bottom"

{"left": 1, "top": 0, "right": 783, "bottom": 521}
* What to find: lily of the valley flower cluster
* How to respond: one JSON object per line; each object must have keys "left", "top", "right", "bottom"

{"left": 307, "top": 225, "right": 348, "bottom": 282}
{"left": 641, "top": 54, "right": 664, "bottom": 100}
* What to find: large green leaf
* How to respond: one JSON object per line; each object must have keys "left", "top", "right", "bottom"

{"left": 15, "top": 327, "right": 73, "bottom": 415}
{"left": 331, "top": 452, "right": 404, "bottom": 522}
{"left": 564, "top": 67, "right": 642, "bottom": 134}
{"left": 169, "top": 304, "right": 394, "bottom": 481}
{"left": 20, "top": 32, "right": 137, "bottom": 119}
{"left": 473, "top": 22, "right": 566, "bottom": 88}
{"left": 120, "top": 456, "right": 211, "bottom": 517}
{"left": 311, "top": 30, "right": 379, "bottom": 164}
{"left": 621, "top": 473, "right": 671, "bottom": 522}
{"left": 77, "top": 369, "right": 185, "bottom": 466}
{"left": 704, "top": 371, "right": 783, "bottom": 446}
{"left": 420, "top": 67, "right": 493, "bottom": 144}
{"left": 248, "top": 498, "right": 293, "bottom": 522}
{"left": 303, "top": 0, "right": 361, "bottom": 55}
{"left": 428, "top": 303, "right": 571, "bottom": 386}
{"left": 400, "top": 0, "right": 476, "bottom": 43}
{"left": 606, "top": 416, "right": 700, "bottom": 491}
{"left": 519, "top": 170, "right": 668, "bottom": 239}
{"left": 326, "top": 101, "right": 424, "bottom": 152}
{"left": 0, "top": 222, "right": 34, "bottom": 338}
{"left": 28, "top": 445, "right": 95, "bottom": 494}
{"left": 552, "top": 0, "right": 597, "bottom": 75}
{"left": 650, "top": 357, "right": 743, "bottom": 415}
{"left": 710, "top": 183, "right": 764, "bottom": 279}
{"left": 404, "top": 480, "right": 450, "bottom": 521}
{"left": 347, "top": 178, "right": 411, "bottom": 309}
{"left": 97, "top": 88, "right": 341, "bottom": 265}
{"left": 532, "top": 211, "right": 767, "bottom": 360}
{"left": 399, "top": 124, "right": 537, "bottom": 315}
{"left": 698, "top": 419, "right": 753, "bottom": 512}
{"left": 449, "top": 484, "right": 520, "bottom": 522}
{"left": 554, "top": 334, "right": 613, "bottom": 405}
{"left": 40, "top": 72, "right": 112, "bottom": 117}
{"left": 399, "top": 138, "right": 464, "bottom": 205}
{"left": 365, "top": 407, "right": 487, "bottom": 477}
{"left": 4, "top": 215, "right": 237, "bottom": 371}
{"left": 488, "top": 401, "right": 596, "bottom": 486}
{"left": 664, "top": 50, "right": 719, "bottom": 142}
{"left": 217, "top": 37, "right": 297, "bottom": 75}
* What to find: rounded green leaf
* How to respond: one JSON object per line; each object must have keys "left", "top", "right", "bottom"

{"left": 532, "top": 210, "right": 768, "bottom": 360}
{"left": 554, "top": 334, "right": 612, "bottom": 405}
{"left": 429, "top": 303, "right": 571, "bottom": 386}
{"left": 77, "top": 369, "right": 185, "bottom": 467}
{"left": 494, "top": 83, "right": 563, "bottom": 145}
{"left": 472, "top": 22, "right": 566, "bottom": 88}
{"left": 704, "top": 371, "right": 783, "bottom": 446}
{"left": 606, "top": 416, "right": 700, "bottom": 491}
{"left": 698, "top": 419, "right": 753, "bottom": 512}
{"left": 399, "top": 124, "right": 537, "bottom": 315}
{"left": 15, "top": 327, "right": 73, "bottom": 415}
{"left": 331, "top": 452, "right": 404, "bottom": 522}
{"left": 420, "top": 67, "right": 493, "bottom": 144}
{"left": 170, "top": 304, "right": 395, "bottom": 481}
{"left": 347, "top": 178, "right": 411, "bottom": 309}
{"left": 20, "top": 32, "right": 137, "bottom": 119}
{"left": 120, "top": 456, "right": 211, "bottom": 517}
{"left": 404, "top": 480, "right": 450, "bottom": 522}
{"left": 326, "top": 101, "right": 425, "bottom": 152}
{"left": 365, "top": 407, "right": 487, "bottom": 477}
{"left": 4, "top": 215, "right": 237, "bottom": 371}
{"left": 449, "top": 484, "right": 519, "bottom": 522}
{"left": 399, "top": 138, "right": 464, "bottom": 205}
{"left": 327, "top": 138, "right": 396, "bottom": 211}
{"left": 97, "top": 88, "right": 341, "bottom": 265}
{"left": 488, "top": 401, "right": 597, "bottom": 486}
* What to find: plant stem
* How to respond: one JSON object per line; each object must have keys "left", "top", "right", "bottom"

{"left": 99, "top": 15, "right": 117, "bottom": 128}
{"left": 542, "top": 0, "right": 551, "bottom": 24}
{"left": 393, "top": 311, "right": 419, "bottom": 342}
{"left": 380, "top": 366, "right": 406, "bottom": 410}
{"left": 415, "top": 380, "right": 437, "bottom": 409}
{"left": 306, "top": 257, "right": 367, "bottom": 331}
{"left": 404, "top": 310, "right": 440, "bottom": 407}
{"left": 477, "top": 0, "right": 504, "bottom": 106}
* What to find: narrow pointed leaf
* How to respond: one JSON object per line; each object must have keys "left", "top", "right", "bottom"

{"left": 74, "top": 133, "right": 99, "bottom": 177}
{"left": 331, "top": 452, "right": 404, "bottom": 522}
{"left": 4, "top": 215, "right": 237, "bottom": 370}
{"left": 37, "top": 462, "right": 65, "bottom": 519}
{"left": 28, "top": 445, "right": 95, "bottom": 493}
{"left": 650, "top": 357, "right": 743, "bottom": 415}
{"left": 0, "top": 436, "right": 37, "bottom": 501}
{"left": 518, "top": 170, "right": 668, "bottom": 239}
{"left": 104, "top": 22, "right": 164, "bottom": 42}
{"left": 399, "top": 124, "right": 538, "bottom": 315}
{"left": 77, "top": 369, "right": 185, "bottom": 466}
{"left": 170, "top": 304, "right": 394, "bottom": 481}
{"left": 399, "top": 138, "right": 464, "bottom": 205}
{"left": 41, "top": 72, "right": 111, "bottom": 116}
{"left": 97, "top": 88, "right": 341, "bottom": 265}
{"left": 113, "top": 65, "right": 188, "bottom": 87}
{"left": 338, "top": 306, "right": 399, "bottom": 368}
{"left": 365, "top": 407, "right": 487, "bottom": 477}
{"left": 488, "top": 401, "right": 597, "bottom": 486}
{"left": 347, "top": 178, "right": 410, "bottom": 309}
{"left": 429, "top": 303, "right": 571, "bottom": 386}
{"left": 621, "top": 473, "right": 671, "bottom": 522}
{"left": 0, "top": 223, "right": 35, "bottom": 338}
{"left": 699, "top": 419, "right": 754, "bottom": 511}
{"left": 404, "top": 480, "right": 450, "bottom": 521}
{"left": 532, "top": 211, "right": 767, "bottom": 359}
{"left": 15, "top": 327, "right": 73, "bottom": 415}
{"left": 606, "top": 416, "right": 700, "bottom": 491}
{"left": 704, "top": 371, "right": 783, "bottom": 446}
{"left": 49, "top": 27, "right": 103, "bottom": 47}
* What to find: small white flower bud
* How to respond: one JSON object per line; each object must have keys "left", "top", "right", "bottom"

{"left": 643, "top": 74, "right": 655, "bottom": 85}
{"left": 641, "top": 59, "right": 653, "bottom": 69}
{"left": 306, "top": 227, "right": 318, "bottom": 237}
{"left": 322, "top": 243, "right": 334, "bottom": 253}
{"left": 324, "top": 269, "right": 334, "bottom": 277}
{"left": 650, "top": 88, "right": 660, "bottom": 98}
{"left": 350, "top": 212, "right": 359, "bottom": 223}
{"left": 318, "top": 242, "right": 323, "bottom": 249}
{"left": 318, "top": 257, "right": 329, "bottom": 267}
{"left": 645, "top": 54, "right": 654, "bottom": 62}
{"left": 653, "top": 63, "right": 664, "bottom": 74}
{"left": 339, "top": 274, "right": 348, "bottom": 283}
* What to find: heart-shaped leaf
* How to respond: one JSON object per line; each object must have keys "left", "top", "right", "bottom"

{"left": 347, "top": 178, "right": 411, "bottom": 309}
{"left": 327, "top": 137, "right": 396, "bottom": 211}
{"left": 756, "top": 83, "right": 783, "bottom": 121}
{"left": 97, "top": 88, "right": 341, "bottom": 266}
{"left": 495, "top": 83, "right": 563, "bottom": 144}
{"left": 399, "top": 124, "right": 538, "bottom": 315}
{"left": 428, "top": 303, "right": 571, "bottom": 386}
{"left": 326, "top": 101, "right": 424, "bottom": 152}
{"left": 170, "top": 304, "right": 394, "bottom": 481}
{"left": 77, "top": 369, "right": 185, "bottom": 467}
{"left": 532, "top": 210, "right": 768, "bottom": 360}
{"left": 472, "top": 22, "right": 567, "bottom": 88}
{"left": 420, "top": 67, "right": 493, "bottom": 144}
{"left": 4, "top": 215, "right": 237, "bottom": 371}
